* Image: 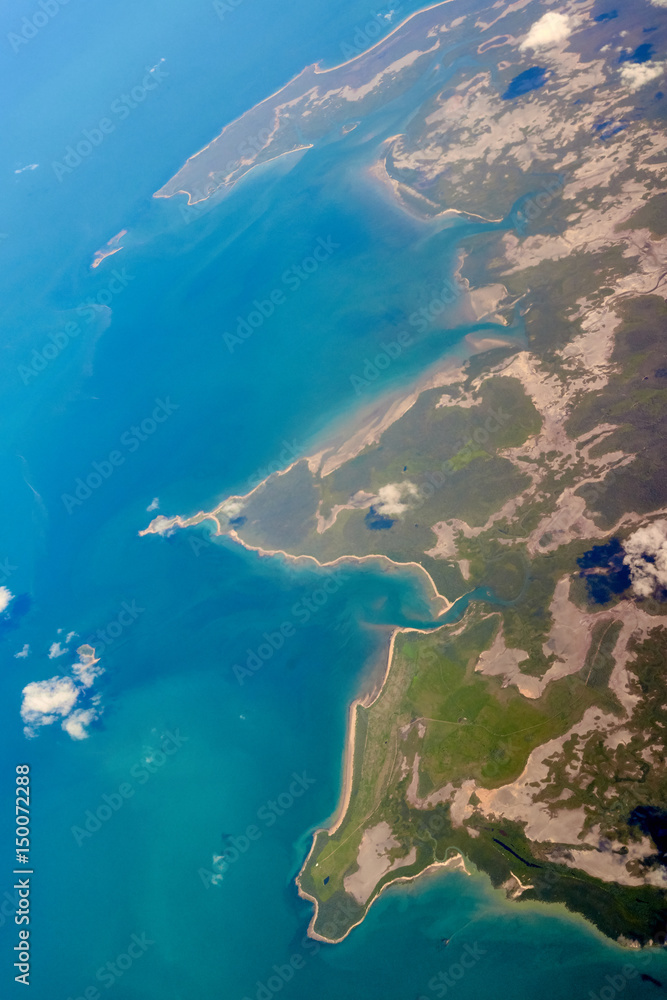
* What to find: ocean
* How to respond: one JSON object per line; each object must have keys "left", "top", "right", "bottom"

{"left": 1, "top": 0, "right": 666, "bottom": 997}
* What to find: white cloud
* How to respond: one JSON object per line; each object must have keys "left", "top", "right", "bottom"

{"left": 150, "top": 515, "right": 177, "bottom": 536}
{"left": 520, "top": 12, "right": 571, "bottom": 51}
{"left": 623, "top": 520, "right": 667, "bottom": 597}
{"left": 620, "top": 61, "right": 666, "bottom": 92}
{"left": 0, "top": 586, "right": 14, "bottom": 613}
{"left": 221, "top": 499, "right": 244, "bottom": 518}
{"left": 48, "top": 641, "right": 66, "bottom": 659}
{"left": 21, "top": 676, "right": 79, "bottom": 736}
{"left": 62, "top": 706, "right": 99, "bottom": 741}
{"left": 209, "top": 854, "right": 226, "bottom": 885}
{"left": 65, "top": 630, "right": 77, "bottom": 643}
{"left": 374, "top": 482, "right": 420, "bottom": 517}
{"left": 71, "top": 647, "right": 104, "bottom": 688}
{"left": 650, "top": 0, "right": 667, "bottom": 7}
{"left": 146, "top": 497, "right": 160, "bottom": 512}
{"left": 14, "top": 644, "right": 30, "bottom": 659}
{"left": 21, "top": 644, "right": 105, "bottom": 741}
{"left": 14, "top": 163, "right": 38, "bottom": 175}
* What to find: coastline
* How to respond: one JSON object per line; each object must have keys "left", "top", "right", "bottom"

{"left": 295, "top": 620, "right": 471, "bottom": 944}
{"left": 312, "top": 0, "right": 457, "bottom": 75}
{"left": 140, "top": 514, "right": 452, "bottom": 615}
{"left": 91, "top": 229, "right": 127, "bottom": 269}
{"left": 153, "top": 0, "right": 466, "bottom": 208}
{"left": 297, "top": 843, "right": 471, "bottom": 945}
{"left": 138, "top": 339, "right": 521, "bottom": 613}
{"left": 141, "top": 336, "right": 516, "bottom": 542}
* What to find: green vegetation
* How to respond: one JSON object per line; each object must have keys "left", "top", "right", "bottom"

{"left": 219, "top": 249, "right": 667, "bottom": 948}
{"left": 567, "top": 296, "right": 667, "bottom": 527}
{"left": 529, "top": 624, "right": 667, "bottom": 856}
{"left": 233, "top": 376, "right": 541, "bottom": 604}
{"left": 298, "top": 612, "right": 666, "bottom": 942}
{"left": 617, "top": 193, "right": 667, "bottom": 238}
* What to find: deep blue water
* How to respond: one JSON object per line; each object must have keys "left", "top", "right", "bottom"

{"left": 577, "top": 538, "right": 632, "bottom": 604}
{"left": 502, "top": 66, "right": 549, "bottom": 100}
{"left": 2, "top": 2, "right": 667, "bottom": 999}
{"left": 619, "top": 42, "right": 654, "bottom": 63}
{"left": 365, "top": 509, "right": 396, "bottom": 530}
{"left": 629, "top": 807, "right": 667, "bottom": 865}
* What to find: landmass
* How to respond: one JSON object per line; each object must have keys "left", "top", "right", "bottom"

{"left": 91, "top": 229, "right": 127, "bottom": 269}
{"left": 142, "top": 0, "right": 667, "bottom": 947}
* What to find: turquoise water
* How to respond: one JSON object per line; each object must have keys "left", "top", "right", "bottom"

{"left": 2, "top": 1, "right": 667, "bottom": 998}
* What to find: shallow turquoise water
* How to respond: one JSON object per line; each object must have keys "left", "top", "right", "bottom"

{"left": 1, "top": 1, "right": 666, "bottom": 998}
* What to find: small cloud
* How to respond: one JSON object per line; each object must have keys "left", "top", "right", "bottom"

{"left": 62, "top": 705, "right": 99, "bottom": 741}
{"left": 14, "top": 644, "right": 30, "bottom": 659}
{"left": 221, "top": 499, "right": 244, "bottom": 519}
{"left": 21, "top": 676, "right": 79, "bottom": 736}
{"left": 620, "top": 61, "right": 665, "bottom": 91}
{"left": 520, "top": 11, "right": 571, "bottom": 50}
{"left": 146, "top": 497, "right": 160, "bottom": 512}
{"left": 71, "top": 646, "right": 104, "bottom": 688}
{"left": 65, "top": 630, "right": 77, "bottom": 643}
{"left": 374, "top": 482, "right": 419, "bottom": 517}
{"left": 21, "top": 644, "right": 104, "bottom": 740}
{"left": 210, "top": 854, "right": 226, "bottom": 885}
{"left": 48, "top": 641, "right": 66, "bottom": 659}
{"left": 623, "top": 520, "right": 667, "bottom": 597}
{"left": 14, "top": 164, "right": 39, "bottom": 175}
{"left": 650, "top": 0, "right": 667, "bottom": 6}
{"left": 0, "top": 586, "right": 14, "bottom": 613}
{"left": 150, "top": 515, "right": 177, "bottom": 536}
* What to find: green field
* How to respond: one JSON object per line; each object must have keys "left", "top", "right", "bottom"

{"left": 298, "top": 609, "right": 666, "bottom": 943}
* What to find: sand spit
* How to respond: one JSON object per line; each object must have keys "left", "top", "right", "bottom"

{"left": 91, "top": 229, "right": 127, "bottom": 269}
{"left": 155, "top": 1, "right": 458, "bottom": 206}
